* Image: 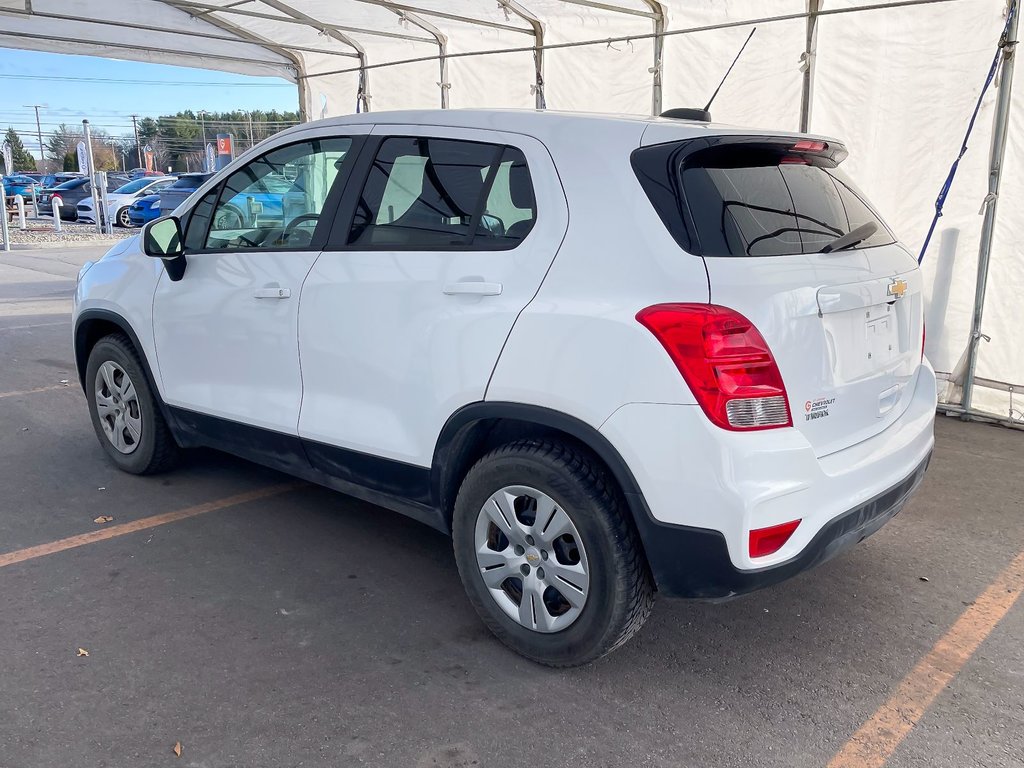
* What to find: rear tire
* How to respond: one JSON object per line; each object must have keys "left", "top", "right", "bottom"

{"left": 116, "top": 207, "right": 132, "bottom": 228}
{"left": 452, "top": 439, "right": 653, "bottom": 666}
{"left": 85, "top": 334, "right": 179, "bottom": 475}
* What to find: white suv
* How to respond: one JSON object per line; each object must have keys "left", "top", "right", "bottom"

{"left": 73, "top": 110, "right": 936, "bottom": 666}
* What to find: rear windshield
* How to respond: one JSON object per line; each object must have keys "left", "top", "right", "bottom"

{"left": 169, "top": 174, "right": 211, "bottom": 190}
{"left": 633, "top": 138, "right": 894, "bottom": 257}
{"left": 54, "top": 178, "right": 88, "bottom": 190}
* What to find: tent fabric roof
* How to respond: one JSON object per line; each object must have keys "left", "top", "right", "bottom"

{"left": 1, "top": 0, "right": 1022, "bottom": 418}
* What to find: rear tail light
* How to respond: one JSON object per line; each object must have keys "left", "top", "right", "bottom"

{"left": 749, "top": 519, "right": 801, "bottom": 558}
{"left": 636, "top": 304, "right": 792, "bottom": 431}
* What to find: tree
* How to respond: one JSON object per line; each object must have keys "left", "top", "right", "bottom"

{"left": 63, "top": 152, "right": 77, "bottom": 172}
{"left": 46, "top": 124, "right": 83, "bottom": 167}
{"left": 4, "top": 127, "right": 37, "bottom": 172}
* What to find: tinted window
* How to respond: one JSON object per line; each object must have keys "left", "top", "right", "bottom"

{"left": 204, "top": 138, "right": 351, "bottom": 251}
{"left": 348, "top": 137, "right": 534, "bottom": 249}
{"left": 54, "top": 178, "right": 88, "bottom": 190}
{"left": 633, "top": 140, "right": 894, "bottom": 257}
{"left": 170, "top": 174, "right": 212, "bottom": 190}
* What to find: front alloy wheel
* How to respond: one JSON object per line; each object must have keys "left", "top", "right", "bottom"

{"left": 94, "top": 360, "right": 142, "bottom": 454}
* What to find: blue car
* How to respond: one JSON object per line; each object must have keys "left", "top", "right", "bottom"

{"left": 127, "top": 193, "right": 162, "bottom": 226}
{"left": 2, "top": 174, "right": 40, "bottom": 198}
{"left": 127, "top": 173, "right": 215, "bottom": 227}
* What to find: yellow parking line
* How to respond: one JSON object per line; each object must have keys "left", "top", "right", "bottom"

{"left": 828, "top": 548, "right": 1024, "bottom": 767}
{"left": 0, "top": 384, "right": 74, "bottom": 399}
{"left": 0, "top": 483, "right": 303, "bottom": 570}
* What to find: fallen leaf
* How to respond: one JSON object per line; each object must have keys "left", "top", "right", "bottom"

{"left": 76, "top": 648, "right": 89, "bottom": 657}
{"left": 97, "top": 487, "right": 106, "bottom": 491}
{"left": 919, "top": 576, "right": 930, "bottom": 582}
{"left": 173, "top": 741, "right": 182, "bottom": 758}
{"left": 59, "top": 379, "right": 69, "bottom": 386}
{"left": 93, "top": 515, "right": 113, "bottom": 524}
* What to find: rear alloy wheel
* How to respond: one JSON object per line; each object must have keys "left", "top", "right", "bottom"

{"left": 453, "top": 439, "right": 654, "bottom": 666}
{"left": 474, "top": 484, "right": 591, "bottom": 633}
{"left": 116, "top": 207, "right": 132, "bottom": 228}
{"left": 85, "top": 334, "right": 178, "bottom": 475}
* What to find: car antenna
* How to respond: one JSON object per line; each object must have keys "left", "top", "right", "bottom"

{"left": 704, "top": 27, "right": 758, "bottom": 112}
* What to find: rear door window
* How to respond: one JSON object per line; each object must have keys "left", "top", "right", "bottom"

{"left": 634, "top": 140, "right": 894, "bottom": 257}
{"left": 347, "top": 137, "right": 535, "bottom": 249}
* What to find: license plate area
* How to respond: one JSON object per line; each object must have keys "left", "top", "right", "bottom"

{"left": 865, "top": 304, "right": 899, "bottom": 367}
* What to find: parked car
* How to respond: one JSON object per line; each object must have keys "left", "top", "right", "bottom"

{"left": 38, "top": 172, "right": 83, "bottom": 189}
{"left": 128, "top": 168, "right": 166, "bottom": 180}
{"left": 73, "top": 110, "right": 936, "bottom": 666}
{"left": 38, "top": 176, "right": 127, "bottom": 221}
{"left": 157, "top": 173, "right": 215, "bottom": 215}
{"left": 78, "top": 176, "right": 178, "bottom": 227}
{"left": 2, "top": 174, "right": 40, "bottom": 198}
{"left": 126, "top": 193, "right": 162, "bottom": 227}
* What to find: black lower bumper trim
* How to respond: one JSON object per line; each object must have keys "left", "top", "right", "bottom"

{"left": 634, "top": 451, "right": 932, "bottom": 600}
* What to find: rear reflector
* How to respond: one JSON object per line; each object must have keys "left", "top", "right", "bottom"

{"left": 636, "top": 304, "right": 793, "bottom": 431}
{"left": 749, "top": 519, "right": 801, "bottom": 558}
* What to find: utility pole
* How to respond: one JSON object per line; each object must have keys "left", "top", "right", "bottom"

{"left": 23, "top": 104, "right": 45, "bottom": 166}
{"left": 130, "top": 114, "right": 142, "bottom": 168}
{"left": 245, "top": 110, "right": 254, "bottom": 150}
{"left": 198, "top": 110, "right": 209, "bottom": 170}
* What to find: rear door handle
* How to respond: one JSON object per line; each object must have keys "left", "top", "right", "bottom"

{"left": 253, "top": 287, "right": 291, "bottom": 299}
{"left": 442, "top": 281, "right": 502, "bottom": 296}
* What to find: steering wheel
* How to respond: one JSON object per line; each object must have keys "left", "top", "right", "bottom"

{"left": 284, "top": 213, "right": 320, "bottom": 240}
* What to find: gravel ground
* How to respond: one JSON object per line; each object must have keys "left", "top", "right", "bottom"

{"left": 2, "top": 217, "right": 135, "bottom": 248}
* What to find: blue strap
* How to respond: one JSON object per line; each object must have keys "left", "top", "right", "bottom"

{"left": 918, "top": 1, "right": 1017, "bottom": 264}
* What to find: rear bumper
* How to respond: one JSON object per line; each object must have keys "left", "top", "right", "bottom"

{"left": 600, "top": 360, "right": 937, "bottom": 598}
{"left": 629, "top": 451, "right": 929, "bottom": 599}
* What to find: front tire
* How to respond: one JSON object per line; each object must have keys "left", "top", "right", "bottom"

{"left": 116, "top": 207, "right": 132, "bottom": 228}
{"left": 85, "top": 334, "right": 178, "bottom": 474}
{"left": 452, "top": 439, "right": 653, "bottom": 666}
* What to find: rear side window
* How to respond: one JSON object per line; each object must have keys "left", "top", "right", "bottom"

{"left": 348, "top": 137, "right": 535, "bottom": 249}
{"left": 633, "top": 139, "right": 894, "bottom": 257}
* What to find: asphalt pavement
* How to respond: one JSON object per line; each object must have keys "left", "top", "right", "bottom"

{"left": 1, "top": 245, "right": 1021, "bottom": 768}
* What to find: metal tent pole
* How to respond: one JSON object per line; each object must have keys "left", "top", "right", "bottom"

{"left": 961, "top": 0, "right": 1018, "bottom": 414}
{"left": 641, "top": 1, "right": 667, "bottom": 115}
{"left": 799, "top": 0, "right": 821, "bottom": 132}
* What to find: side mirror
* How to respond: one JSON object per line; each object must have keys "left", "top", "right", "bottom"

{"left": 142, "top": 216, "right": 184, "bottom": 259}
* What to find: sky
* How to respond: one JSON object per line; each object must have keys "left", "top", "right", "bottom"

{"left": 0, "top": 48, "right": 299, "bottom": 159}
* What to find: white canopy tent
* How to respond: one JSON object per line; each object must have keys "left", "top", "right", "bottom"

{"left": 1, "top": 0, "right": 1021, "bottom": 423}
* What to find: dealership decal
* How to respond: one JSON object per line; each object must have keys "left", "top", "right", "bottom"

{"left": 804, "top": 396, "right": 835, "bottom": 421}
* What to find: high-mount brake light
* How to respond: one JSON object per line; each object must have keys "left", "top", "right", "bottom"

{"left": 636, "top": 304, "right": 793, "bottom": 431}
{"left": 791, "top": 140, "right": 828, "bottom": 153}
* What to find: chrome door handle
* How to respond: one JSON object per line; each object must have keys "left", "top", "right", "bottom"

{"left": 253, "top": 287, "right": 291, "bottom": 299}
{"left": 442, "top": 281, "right": 502, "bottom": 296}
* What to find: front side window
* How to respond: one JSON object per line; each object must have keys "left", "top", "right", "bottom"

{"left": 203, "top": 137, "right": 352, "bottom": 250}
{"left": 348, "top": 137, "right": 535, "bottom": 249}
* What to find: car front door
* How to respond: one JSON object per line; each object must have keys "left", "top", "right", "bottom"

{"left": 297, "top": 126, "right": 569, "bottom": 477}
{"left": 151, "top": 131, "right": 365, "bottom": 448}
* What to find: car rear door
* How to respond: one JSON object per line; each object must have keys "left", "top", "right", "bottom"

{"left": 297, "top": 126, "right": 569, "bottom": 469}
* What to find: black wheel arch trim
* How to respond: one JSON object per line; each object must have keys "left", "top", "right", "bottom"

{"left": 432, "top": 401, "right": 650, "bottom": 529}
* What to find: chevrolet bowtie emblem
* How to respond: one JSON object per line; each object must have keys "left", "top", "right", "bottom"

{"left": 887, "top": 278, "right": 908, "bottom": 299}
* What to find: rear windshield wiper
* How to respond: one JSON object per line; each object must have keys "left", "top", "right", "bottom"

{"left": 819, "top": 221, "right": 878, "bottom": 253}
